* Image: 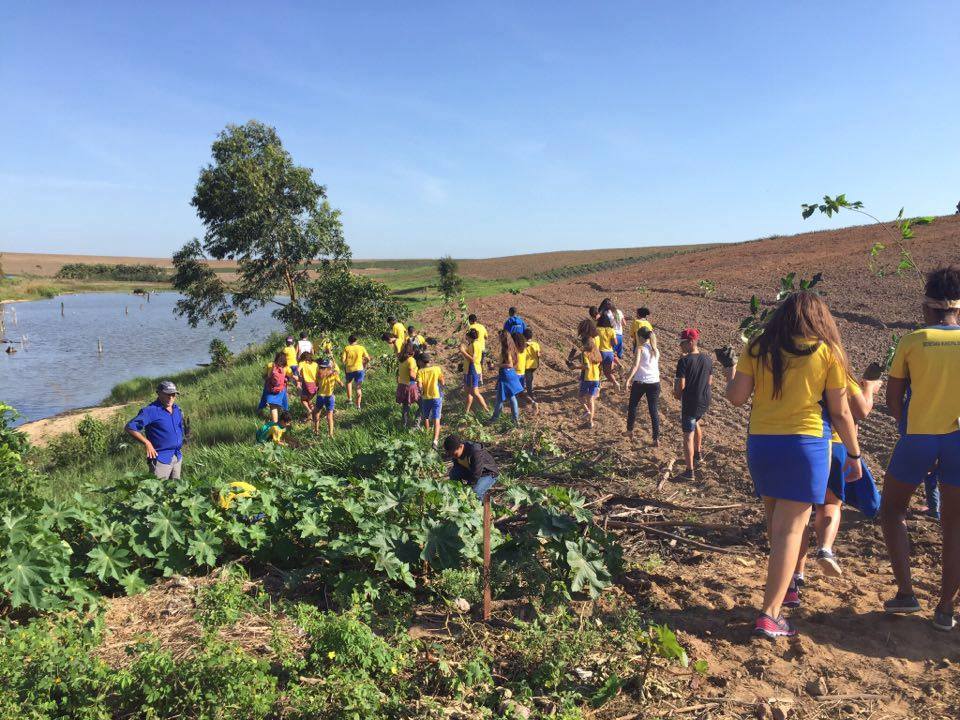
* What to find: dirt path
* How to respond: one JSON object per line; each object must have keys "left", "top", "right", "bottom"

{"left": 419, "top": 216, "right": 960, "bottom": 718}
{"left": 20, "top": 403, "right": 133, "bottom": 447}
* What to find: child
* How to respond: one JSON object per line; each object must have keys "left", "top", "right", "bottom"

{"left": 522, "top": 328, "right": 541, "bottom": 397}
{"left": 459, "top": 328, "right": 489, "bottom": 414}
{"left": 490, "top": 330, "right": 532, "bottom": 425}
{"left": 388, "top": 316, "right": 407, "bottom": 346}
{"left": 416, "top": 352, "right": 444, "bottom": 448}
{"left": 382, "top": 331, "right": 404, "bottom": 356}
{"left": 673, "top": 328, "right": 712, "bottom": 481}
{"left": 313, "top": 358, "right": 344, "bottom": 438}
{"left": 296, "top": 331, "right": 313, "bottom": 359}
{"left": 395, "top": 342, "right": 420, "bottom": 428}
{"left": 596, "top": 314, "right": 622, "bottom": 391}
{"left": 258, "top": 352, "right": 292, "bottom": 423}
{"left": 256, "top": 411, "right": 293, "bottom": 446}
{"left": 468, "top": 314, "right": 488, "bottom": 355}
{"left": 283, "top": 336, "right": 299, "bottom": 378}
{"left": 297, "top": 351, "right": 320, "bottom": 416}
{"left": 407, "top": 325, "right": 427, "bottom": 348}
{"left": 578, "top": 338, "right": 602, "bottom": 428}
{"left": 631, "top": 307, "right": 656, "bottom": 356}
{"left": 341, "top": 335, "right": 371, "bottom": 410}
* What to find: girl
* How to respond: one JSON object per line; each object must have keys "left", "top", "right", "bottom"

{"left": 881, "top": 265, "right": 960, "bottom": 631}
{"left": 600, "top": 298, "right": 626, "bottom": 360}
{"left": 578, "top": 337, "right": 603, "bottom": 428}
{"left": 596, "top": 314, "right": 622, "bottom": 392}
{"left": 720, "top": 291, "right": 861, "bottom": 639}
{"left": 459, "top": 328, "right": 489, "bottom": 414}
{"left": 258, "top": 352, "right": 291, "bottom": 423}
{"left": 626, "top": 327, "right": 660, "bottom": 446}
{"left": 490, "top": 330, "right": 535, "bottom": 425}
{"left": 313, "top": 358, "right": 344, "bottom": 438}
{"left": 341, "top": 335, "right": 371, "bottom": 410}
{"left": 297, "top": 351, "right": 320, "bottom": 416}
{"left": 567, "top": 313, "right": 600, "bottom": 366}
{"left": 416, "top": 352, "right": 445, "bottom": 448}
{"left": 522, "top": 328, "right": 541, "bottom": 397}
{"left": 395, "top": 341, "right": 420, "bottom": 428}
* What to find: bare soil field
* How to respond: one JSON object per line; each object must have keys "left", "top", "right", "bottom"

{"left": 1, "top": 252, "right": 231, "bottom": 276}
{"left": 419, "top": 215, "right": 960, "bottom": 718}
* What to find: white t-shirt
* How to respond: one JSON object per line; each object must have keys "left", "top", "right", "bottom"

{"left": 296, "top": 339, "right": 313, "bottom": 357}
{"left": 630, "top": 344, "right": 660, "bottom": 384}
{"left": 605, "top": 309, "right": 624, "bottom": 335}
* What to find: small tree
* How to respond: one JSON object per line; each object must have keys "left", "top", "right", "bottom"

{"left": 172, "top": 121, "right": 351, "bottom": 330}
{"left": 301, "top": 268, "right": 406, "bottom": 336}
{"left": 436, "top": 256, "right": 464, "bottom": 303}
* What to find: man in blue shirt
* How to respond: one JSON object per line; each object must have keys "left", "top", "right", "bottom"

{"left": 125, "top": 380, "right": 186, "bottom": 479}
{"left": 503, "top": 307, "right": 526, "bottom": 335}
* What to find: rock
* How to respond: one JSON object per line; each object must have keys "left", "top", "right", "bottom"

{"left": 754, "top": 703, "right": 773, "bottom": 720}
{"left": 806, "top": 676, "right": 829, "bottom": 697}
{"left": 453, "top": 597, "right": 471, "bottom": 613}
{"left": 573, "top": 667, "right": 594, "bottom": 681}
{"left": 771, "top": 706, "right": 790, "bottom": 720}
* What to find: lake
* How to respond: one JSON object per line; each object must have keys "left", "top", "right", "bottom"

{"left": 0, "top": 292, "right": 280, "bottom": 424}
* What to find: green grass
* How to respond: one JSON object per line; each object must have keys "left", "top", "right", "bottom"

{"left": 0, "top": 276, "right": 170, "bottom": 303}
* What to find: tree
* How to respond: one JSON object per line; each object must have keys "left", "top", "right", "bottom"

{"left": 436, "top": 256, "right": 464, "bottom": 303}
{"left": 172, "top": 121, "right": 350, "bottom": 330}
{"left": 300, "top": 268, "right": 406, "bottom": 336}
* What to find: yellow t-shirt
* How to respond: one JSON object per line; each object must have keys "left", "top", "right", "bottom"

{"left": 469, "top": 322, "right": 488, "bottom": 352}
{"left": 597, "top": 327, "right": 616, "bottom": 353}
{"left": 516, "top": 347, "right": 528, "bottom": 375}
{"left": 736, "top": 339, "right": 846, "bottom": 436}
{"left": 890, "top": 326, "right": 960, "bottom": 435}
{"left": 830, "top": 378, "right": 861, "bottom": 443}
{"left": 317, "top": 339, "right": 333, "bottom": 356}
{"left": 341, "top": 344, "right": 369, "bottom": 373}
{"left": 526, "top": 341, "right": 541, "bottom": 370}
{"left": 582, "top": 352, "right": 601, "bottom": 382}
{"left": 397, "top": 356, "right": 417, "bottom": 384}
{"left": 467, "top": 341, "right": 482, "bottom": 374}
{"left": 631, "top": 319, "right": 653, "bottom": 345}
{"left": 391, "top": 337, "right": 404, "bottom": 355}
{"left": 412, "top": 333, "right": 426, "bottom": 346}
{"left": 418, "top": 365, "right": 444, "bottom": 399}
{"left": 317, "top": 365, "right": 340, "bottom": 396}
{"left": 392, "top": 322, "right": 407, "bottom": 345}
{"left": 299, "top": 360, "right": 319, "bottom": 384}
{"left": 269, "top": 425, "right": 286, "bottom": 444}
{"left": 283, "top": 346, "right": 298, "bottom": 367}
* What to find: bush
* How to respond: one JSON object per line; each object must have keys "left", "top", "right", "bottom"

{"left": 209, "top": 338, "right": 233, "bottom": 369}
{"left": 46, "top": 415, "right": 113, "bottom": 469}
{"left": 54, "top": 263, "right": 170, "bottom": 282}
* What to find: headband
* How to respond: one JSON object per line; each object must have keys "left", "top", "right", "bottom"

{"left": 923, "top": 296, "right": 960, "bottom": 310}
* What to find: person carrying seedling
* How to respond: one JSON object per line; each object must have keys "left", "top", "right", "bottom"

{"left": 459, "top": 328, "right": 489, "bottom": 415}
{"left": 312, "top": 357, "right": 344, "bottom": 438}
{"left": 125, "top": 380, "right": 187, "bottom": 480}
{"left": 395, "top": 341, "right": 420, "bottom": 428}
{"left": 256, "top": 410, "right": 293, "bottom": 446}
{"left": 578, "top": 337, "right": 603, "bottom": 428}
{"left": 341, "top": 335, "right": 371, "bottom": 410}
{"left": 503, "top": 306, "right": 526, "bottom": 335}
{"left": 522, "top": 327, "right": 541, "bottom": 396}
{"left": 880, "top": 264, "right": 960, "bottom": 631}
{"left": 283, "top": 336, "right": 299, "bottom": 378}
{"left": 258, "top": 352, "right": 292, "bottom": 423}
{"left": 596, "top": 313, "right": 622, "bottom": 392}
{"left": 566, "top": 309, "right": 600, "bottom": 366}
{"left": 673, "top": 328, "right": 712, "bottom": 480}
{"left": 297, "top": 351, "right": 320, "bottom": 416}
{"left": 416, "top": 352, "right": 445, "bottom": 448}
{"left": 443, "top": 434, "right": 499, "bottom": 500}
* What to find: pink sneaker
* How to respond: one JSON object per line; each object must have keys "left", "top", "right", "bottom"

{"left": 782, "top": 583, "right": 801, "bottom": 609}
{"left": 754, "top": 613, "right": 797, "bottom": 639}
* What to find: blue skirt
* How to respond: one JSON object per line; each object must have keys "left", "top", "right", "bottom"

{"left": 258, "top": 386, "right": 289, "bottom": 411}
{"left": 496, "top": 368, "right": 525, "bottom": 402}
{"left": 747, "top": 434, "right": 830, "bottom": 504}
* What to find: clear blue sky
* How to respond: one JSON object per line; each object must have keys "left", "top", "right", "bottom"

{"left": 1, "top": 1, "right": 958, "bottom": 259}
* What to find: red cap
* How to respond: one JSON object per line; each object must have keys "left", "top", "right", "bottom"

{"left": 679, "top": 328, "right": 700, "bottom": 342}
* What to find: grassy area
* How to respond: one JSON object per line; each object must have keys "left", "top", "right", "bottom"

{"left": 0, "top": 276, "right": 169, "bottom": 303}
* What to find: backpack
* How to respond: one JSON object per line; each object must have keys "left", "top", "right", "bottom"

{"left": 256, "top": 422, "right": 279, "bottom": 444}
{"left": 266, "top": 365, "right": 286, "bottom": 393}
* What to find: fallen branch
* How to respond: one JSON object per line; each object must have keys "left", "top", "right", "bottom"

{"left": 606, "top": 519, "right": 750, "bottom": 555}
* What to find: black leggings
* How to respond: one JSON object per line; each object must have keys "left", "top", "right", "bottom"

{"left": 627, "top": 381, "right": 660, "bottom": 438}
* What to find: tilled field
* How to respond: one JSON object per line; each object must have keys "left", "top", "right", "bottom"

{"left": 420, "top": 215, "right": 960, "bottom": 718}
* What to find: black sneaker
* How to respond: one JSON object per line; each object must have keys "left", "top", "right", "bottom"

{"left": 883, "top": 592, "right": 921, "bottom": 614}
{"left": 933, "top": 608, "right": 956, "bottom": 632}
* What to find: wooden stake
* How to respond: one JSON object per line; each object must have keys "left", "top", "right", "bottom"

{"left": 482, "top": 492, "right": 492, "bottom": 621}
{"left": 125, "top": 306, "right": 128, "bottom": 315}
{"left": 61, "top": 301, "right": 65, "bottom": 317}
{"left": 97, "top": 337, "right": 103, "bottom": 354}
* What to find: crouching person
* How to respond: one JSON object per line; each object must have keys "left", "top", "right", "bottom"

{"left": 443, "top": 434, "right": 499, "bottom": 501}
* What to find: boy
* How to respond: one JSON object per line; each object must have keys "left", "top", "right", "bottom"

{"left": 341, "top": 335, "right": 371, "bottom": 410}
{"left": 416, "top": 352, "right": 445, "bottom": 448}
{"left": 631, "top": 307, "right": 654, "bottom": 355}
{"left": 313, "top": 358, "right": 344, "bottom": 438}
{"left": 673, "top": 328, "right": 713, "bottom": 480}
{"left": 388, "top": 316, "right": 407, "bottom": 346}
{"left": 443, "top": 433, "right": 499, "bottom": 500}
{"left": 296, "top": 331, "right": 313, "bottom": 360}
{"left": 522, "top": 328, "right": 541, "bottom": 396}
{"left": 503, "top": 307, "right": 526, "bottom": 335}
{"left": 283, "top": 336, "right": 299, "bottom": 377}
{"left": 257, "top": 411, "right": 293, "bottom": 446}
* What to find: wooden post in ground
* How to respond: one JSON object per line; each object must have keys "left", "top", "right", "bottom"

{"left": 97, "top": 337, "right": 103, "bottom": 354}
{"left": 60, "top": 301, "right": 64, "bottom": 317}
{"left": 482, "top": 492, "right": 492, "bottom": 621}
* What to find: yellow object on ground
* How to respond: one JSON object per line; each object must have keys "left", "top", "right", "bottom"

{"left": 218, "top": 481, "right": 258, "bottom": 509}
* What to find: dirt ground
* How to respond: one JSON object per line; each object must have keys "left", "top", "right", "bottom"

{"left": 419, "top": 215, "right": 960, "bottom": 718}
{"left": 19, "top": 404, "right": 132, "bottom": 447}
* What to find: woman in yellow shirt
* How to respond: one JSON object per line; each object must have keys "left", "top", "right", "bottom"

{"left": 459, "top": 328, "right": 489, "bottom": 415}
{"left": 395, "top": 343, "right": 420, "bottom": 428}
{"left": 720, "top": 291, "right": 861, "bottom": 639}
{"left": 297, "top": 351, "right": 320, "bottom": 416}
{"left": 881, "top": 265, "right": 960, "bottom": 629}
{"left": 596, "top": 314, "right": 622, "bottom": 392}
{"left": 578, "top": 338, "right": 603, "bottom": 428}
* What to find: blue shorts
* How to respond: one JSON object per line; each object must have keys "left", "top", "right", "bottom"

{"left": 464, "top": 367, "right": 482, "bottom": 388}
{"left": 888, "top": 431, "right": 960, "bottom": 487}
{"left": 420, "top": 398, "right": 442, "bottom": 420}
{"left": 315, "top": 395, "right": 335, "bottom": 413}
{"left": 346, "top": 370, "right": 365, "bottom": 385}
{"left": 290, "top": 364, "right": 299, "bottom": 378}
{"left": 681, "top": 413, "right": 705, "bottom": 433}
{"left": 579, "top": 380, "right": 600, "bottom": 397}
{"left": 601, "top": 351, "right": 615, "bottom": 367}
{"left": 615, "top": 334, "right": 624, "bottom": 358}
{"left": 747, "top": 434, "right": 830, "bottom": 504}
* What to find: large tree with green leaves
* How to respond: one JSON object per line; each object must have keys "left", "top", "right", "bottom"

{"left": 172, "top": 121, "right": 350, "bottom": 329}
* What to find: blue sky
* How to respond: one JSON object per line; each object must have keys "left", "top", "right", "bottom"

{"left": 1, "top": 1, "right": 958, "bottom": 259}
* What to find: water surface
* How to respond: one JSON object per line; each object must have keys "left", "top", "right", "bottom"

{"left": 0, "top": 292, "right": 279, "bottom": 424}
